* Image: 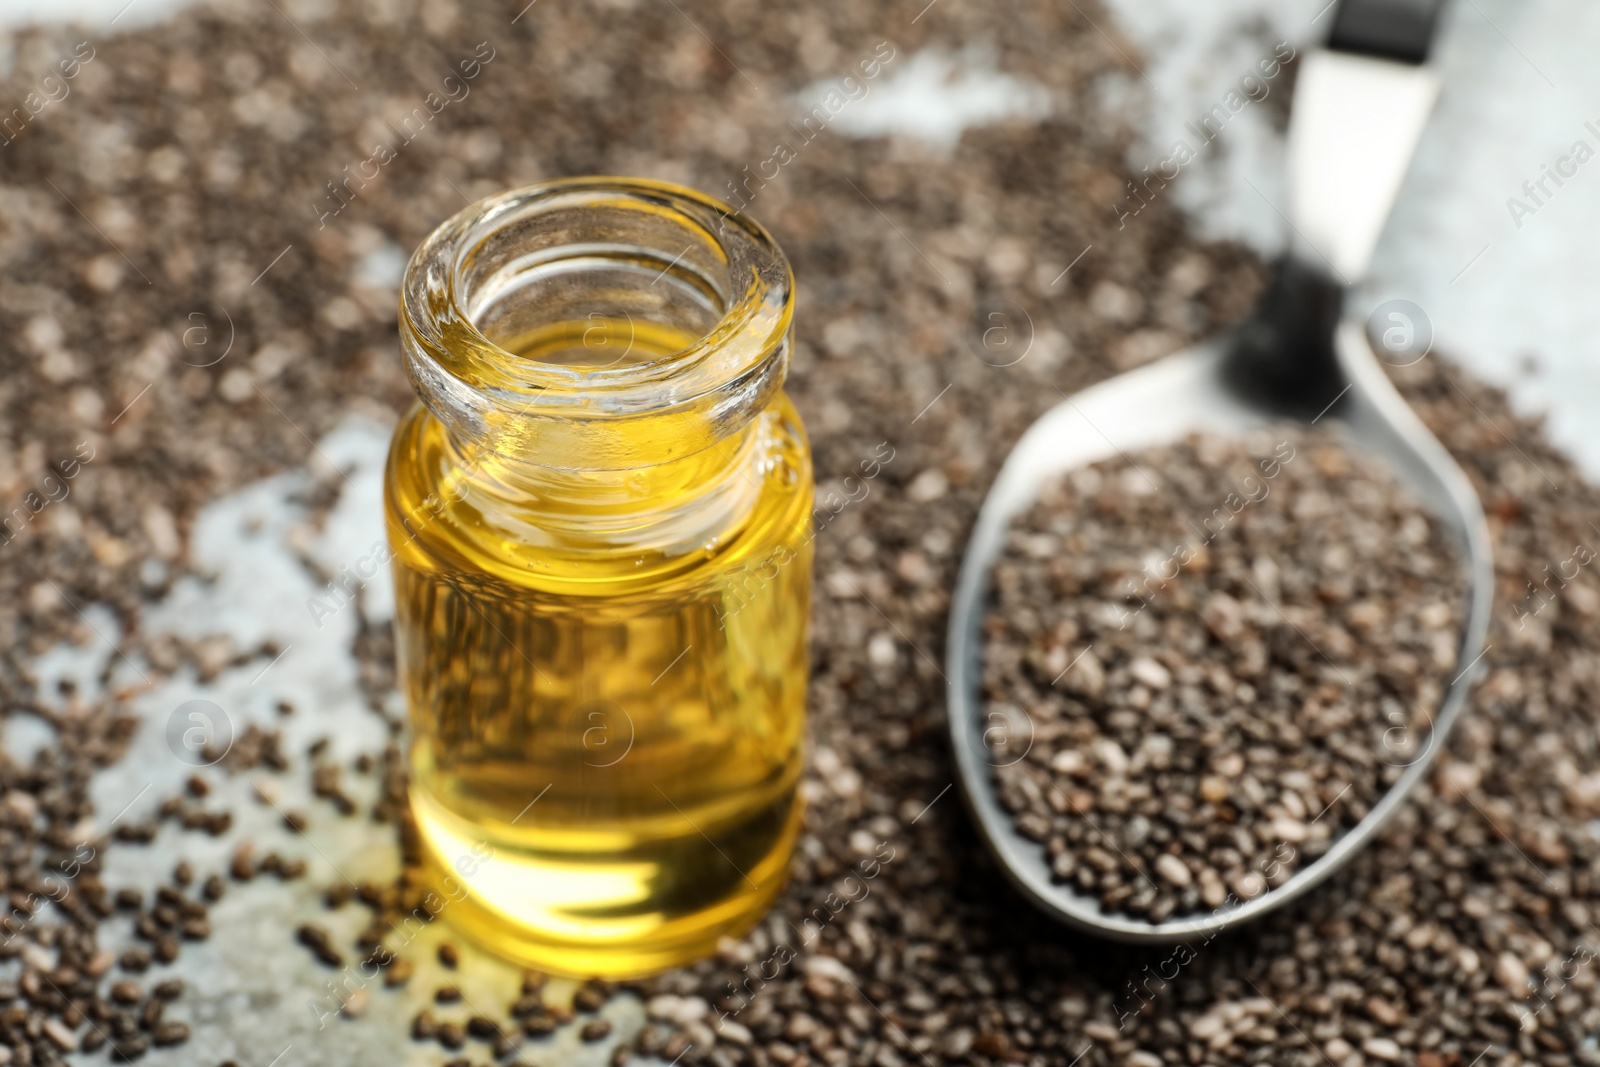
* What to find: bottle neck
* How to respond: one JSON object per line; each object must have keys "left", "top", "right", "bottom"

{"left": 399, "top": 178, "right": 795, "bottom": 473}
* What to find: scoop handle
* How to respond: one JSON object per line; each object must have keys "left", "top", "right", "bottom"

{"left": 1284, "top": 0, "right": 1446, "bottom": 283}
{"left": 1328, "top": 0, "right": 1446, "bottom": 63}
{"left": 1224, "top": 0, "right": 1450, "bottom": 415}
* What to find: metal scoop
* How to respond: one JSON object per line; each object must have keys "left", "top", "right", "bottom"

{"left": 945, "top": 0, "right": 1493, "bottom": 943}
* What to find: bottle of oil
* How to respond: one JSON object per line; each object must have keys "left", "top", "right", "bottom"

{"left": 384, "top": 178, "right": 812, "bottom": 978}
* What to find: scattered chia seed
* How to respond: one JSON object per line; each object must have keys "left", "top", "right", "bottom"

{"left": 229, "top": 844, "right": 255, "bottom": 883}
{"left": 151, "top": 1020, "right": 190, "bottom": 1047}
{"left": 0, "top": 0, "right": 1592, "bottom": 1063}
{"left": 340, "top": 988, "right": 371, "bottom": 1018}
{"left": 572, "top": 979, "right": 609, "bottom": 1013}
{"left": 295, "top": 924, "right": 343, "bottom": 968}
{"left": 383, "top": 957, "right": 414, "bottom": 988}
{"left": 494, "top": 1029, "right": 524, "bottom": 1059}
{"left": 437, "top": 1020, "right": 466, "bottom": 1050}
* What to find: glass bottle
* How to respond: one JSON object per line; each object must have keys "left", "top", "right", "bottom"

{"left": 384, "top": 177, "right": 812, "bottom": 978}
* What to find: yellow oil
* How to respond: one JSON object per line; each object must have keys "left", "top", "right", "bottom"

{"left": 384, "top": 320, "right": 812, "bottom": 978}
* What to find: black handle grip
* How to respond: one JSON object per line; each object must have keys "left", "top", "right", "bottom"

{"left": 1328, "top": 0, "right": 1446, "bottom": 63}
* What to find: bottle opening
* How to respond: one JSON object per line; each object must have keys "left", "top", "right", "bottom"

{"left": 458, "top": 208, "right": 732, "bottom": 370}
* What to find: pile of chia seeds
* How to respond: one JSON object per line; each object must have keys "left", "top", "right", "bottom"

{"left": 984, "top": 428, "right": 1464, "bottom": 921}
